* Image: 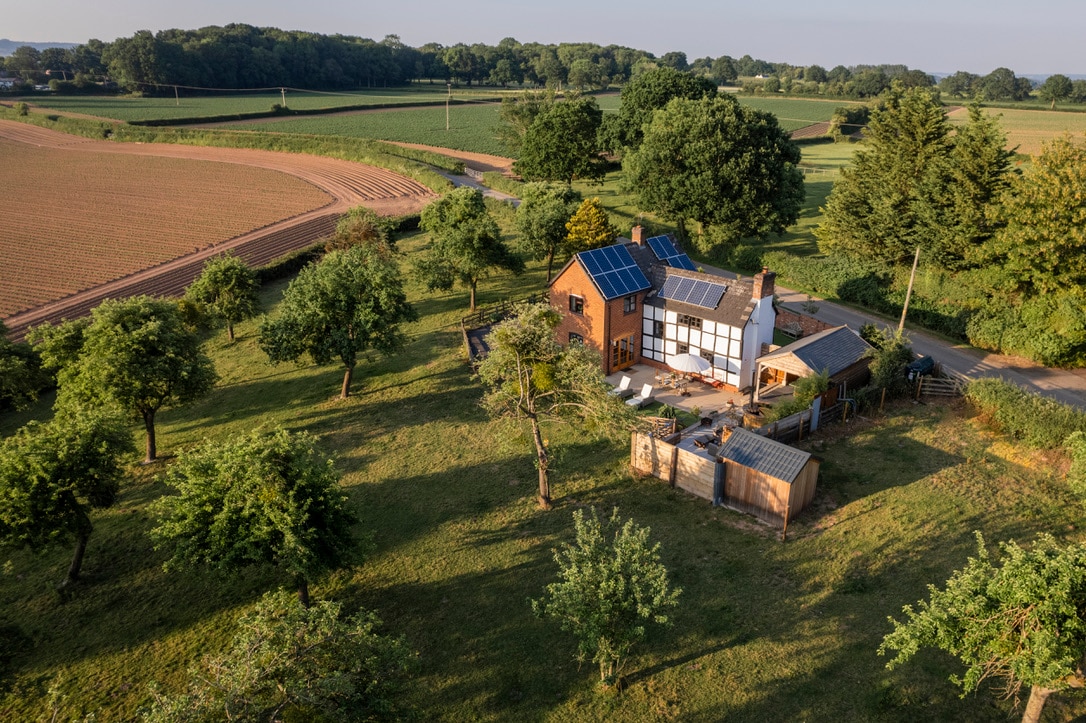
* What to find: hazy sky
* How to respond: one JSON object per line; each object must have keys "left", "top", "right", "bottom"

{"left": 6, "top": 0, "right": 1083, "bottom": 75}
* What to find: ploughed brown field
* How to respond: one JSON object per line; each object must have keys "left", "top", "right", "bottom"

{"left": 0, "top": 120, "right": 436, "bottom": 333}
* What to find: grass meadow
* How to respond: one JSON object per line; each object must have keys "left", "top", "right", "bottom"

{"left": 19, "top": 87, "right": 505, "bottom": 123}
{"left": 219, "top": 102, "right": 509, "bottom": 156}
{"left": 2, "top": 218, "right": 1085, "bottom": 721}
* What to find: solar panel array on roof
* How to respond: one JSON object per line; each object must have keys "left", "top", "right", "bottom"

{"left": 578, "top": 245, "right": 652, "bottom": 300}
{"left": 658, "top": 275, "right": 727, "bottom": 309}
{"left": 646, "top": 235, "right": 698, "bottom": 271}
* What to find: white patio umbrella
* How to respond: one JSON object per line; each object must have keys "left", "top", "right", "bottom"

{"left": 667, "top": 352, "right": 712, "bottom": 375}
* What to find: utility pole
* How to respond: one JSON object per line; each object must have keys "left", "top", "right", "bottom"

{"left": 280, "top": 87, "right": 287, "bottom": 109}
{"left": 898, "top": 246, "right": 920, "bottom": 334}
{"left": 174, "top": 85, "right": 179, "bottom": 106}
{"left": 446, "top": 82, "right": 451, "bottom": 131}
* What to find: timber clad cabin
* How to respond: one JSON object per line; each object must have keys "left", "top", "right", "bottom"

{"left": 755, "top": 325, "right": 873, "bottom": 403}
{"left": 550, "top": 226, "right": 776, "bottom": 389}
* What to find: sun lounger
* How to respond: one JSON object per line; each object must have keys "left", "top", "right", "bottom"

{"left": 626, "top": 383, "right": 654, "bottom": 408}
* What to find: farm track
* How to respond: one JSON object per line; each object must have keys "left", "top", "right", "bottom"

{"left": 0, "top": 121, "right": 437, "bottom": 339}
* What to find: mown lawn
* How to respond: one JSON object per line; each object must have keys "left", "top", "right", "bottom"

{"left": 2, "top": 220, "right": 1085, "bottom": 721}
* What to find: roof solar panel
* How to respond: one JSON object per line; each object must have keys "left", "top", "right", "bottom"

{"left": 660, "top": 275, "right": 681, "bottom": 299}
{"left": 656, "top": 273, "right": 728, "bottom": 309}
{"left": 577, "top": 245, "right": 651, "bottom": 300}
{"left": 670, "top": 254, "right": 698, "bottom": 271}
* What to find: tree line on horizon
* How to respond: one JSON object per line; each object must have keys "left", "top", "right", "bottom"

{"left": 1, "top": 23, "right": 1066, "bottom": 103}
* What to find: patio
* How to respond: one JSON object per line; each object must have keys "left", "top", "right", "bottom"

{"left": 605, "top": 364, "right": 751, "bottom": 417}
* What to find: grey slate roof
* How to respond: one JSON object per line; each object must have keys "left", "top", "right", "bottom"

{"left": 757, "top": 326, "right": 872, "bottom": 378}
{"left": 718, "top": 428, "right": 812, "bottom": 483}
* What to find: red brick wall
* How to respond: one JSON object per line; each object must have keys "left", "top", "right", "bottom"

{"left": 775, "top": 308, "right": 833, "bottom": 338}
{"left": 551, "top": 260, "right": 644, "bottom": 374}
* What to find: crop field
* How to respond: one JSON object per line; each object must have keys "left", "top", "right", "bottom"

{"left": 20, "top": 87, "right": 505, "bottom": 123}
{"left": 0, "top": 137, "right": 331, "bottom": 318}
{"left": 738, "top": 96, "right": 864, "bottom": 132}
{"left": 950, "top": 105, "right": 1086, "bottom": 156}
{"left": 221, "top": 102, "right": 509, "bottom": 156}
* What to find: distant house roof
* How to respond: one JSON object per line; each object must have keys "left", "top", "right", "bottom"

{"left": 757, "top": 325, "right": 872, "bottom": 378}
{"left": 718, "top": 428, "right": 812, "bottom": 484}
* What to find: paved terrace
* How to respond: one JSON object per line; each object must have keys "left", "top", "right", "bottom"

{"left": 604, "top": 363, "right": 793, "bottom": 417}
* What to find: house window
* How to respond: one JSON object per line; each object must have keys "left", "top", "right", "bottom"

{"left": 677, "top": 313, "right": 702, "bottom": 329}
{"left": 677, "top": 343, "right": 689, "bottom": 354}
{"left": 700, "top": 349, "right": 714, "bottom": 364}
{"left": 569, "top": 295, "right": 584, "bottom": 315}
{"left": 623, "top": 295, "right": 637, "bottom": 314}
{"left": 569, "top": 332, "right": 584, "bottom": 345}
{"left": 652, "top": 320, "right": 664, "bottom": 337}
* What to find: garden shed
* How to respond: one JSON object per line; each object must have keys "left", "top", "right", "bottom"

{"left": 630, "top": 426, "right": 819, "bottom": 531}
{"left": 754, "top": 325, "right": 872, "bottom": 402}
{"left": 716, "top": 428, "right": 819, "bottom": 530}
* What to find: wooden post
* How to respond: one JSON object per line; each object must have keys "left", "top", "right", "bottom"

{"left": 898, "top": 246, "right": 920, "bottom": 334}
{"left": 915, "top": 377, "right": 923, "bottom": 400}
{"left": 879, "top": 388, "right": 887, "bottom": 414}
{"left": 798, "top": 413, "right": 805, "bottom": 441}
{"left": 667, "top": 445, "right": 678, "bottom": 488}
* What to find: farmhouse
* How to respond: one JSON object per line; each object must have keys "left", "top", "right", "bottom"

{"left": 549, "top": 226, "right": 776, "bottom": 390}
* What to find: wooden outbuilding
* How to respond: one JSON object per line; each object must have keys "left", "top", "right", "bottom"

{"left": 716, "top": 428, "right": 819, "bottom": 531}
{"left": 754, "top": 325, "right": 872, "bottom": 402}
{"left": 630, "top": 426, "right": 819, "bottom": 532}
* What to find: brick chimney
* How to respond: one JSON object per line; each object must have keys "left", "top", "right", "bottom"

{"left": 752, "top": 266, "right": 776, "bottom": 299}
{"left": 631, "top": 225, "right": 646, "bottom": 245}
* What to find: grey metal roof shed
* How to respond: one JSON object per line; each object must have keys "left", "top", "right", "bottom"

{"left": 716, "top": 428, "right": 820, "bottom": 533}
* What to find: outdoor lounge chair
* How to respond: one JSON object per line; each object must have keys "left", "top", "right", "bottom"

{"left": 626, "top": 383, "right": 654, "bottom": 408}
{"left": 609, "top": 375, "right": 635, "bottom": 398}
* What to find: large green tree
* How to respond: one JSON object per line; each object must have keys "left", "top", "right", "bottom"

{"left": 417, "top": 187, "right": 524, "bottom": 311}
{"left": 0, "top": 409, "right": 133, "bottom": 588}
{"left": 151, "top": 428, "right": 356, "bottom": 606}
{"left": 532, "top": 507, "right": 681, "bottom": 683}
{"left": 816, "top": 84, "right": 953, "bottom": 264}
{"left": 185, "top": 252, "right": 260, "bottom": 343}
{"left": 476, "top": 303, "right": 631, "bottom": 509}
{"left": 926, "top": 104, "right": 1016, "bottom": 268}
{"left": 983, "top": 134, "right": 1086, "bottom": 298}
{"left": 259, "top": 243, "right": 416, "bottom": 399}
{"left": 0, "top": 321, "right": 46, "bottom": 412}
{"left": 606, "top": 66, "right": 717, "bottom": 151}
{"left": 514, "top": 96, "right": 607, "bottom": 185}
{"left": 564, "top": 197, "right": 619, "bottom": 254}
{"left": 880, "top": 533, "right": 1086, "bottom": 723}
{"left": 496, "top": 89, "right": 555, "bottom": 156}
{"left": 29, "top": 296, "right": 216, "bottom": 464}
{"left": 1038, "top": 74, "right": 1073, "bottom": 109}
{"left": 514, "top": 182, "right": 582, "bottom": 282}
{"left": 623, "top": 94, "right": 804, "bottom": 252}
{"left": 143, "top": 590, "right": 413, "bottom": 722}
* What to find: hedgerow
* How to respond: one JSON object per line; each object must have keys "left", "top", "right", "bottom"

{"left": 965, "top": 377, "right": 1086, "bottom": 449}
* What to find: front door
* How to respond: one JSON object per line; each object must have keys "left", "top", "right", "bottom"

{"left": 611, "top": 334, "right": 636, "bottom": 371}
